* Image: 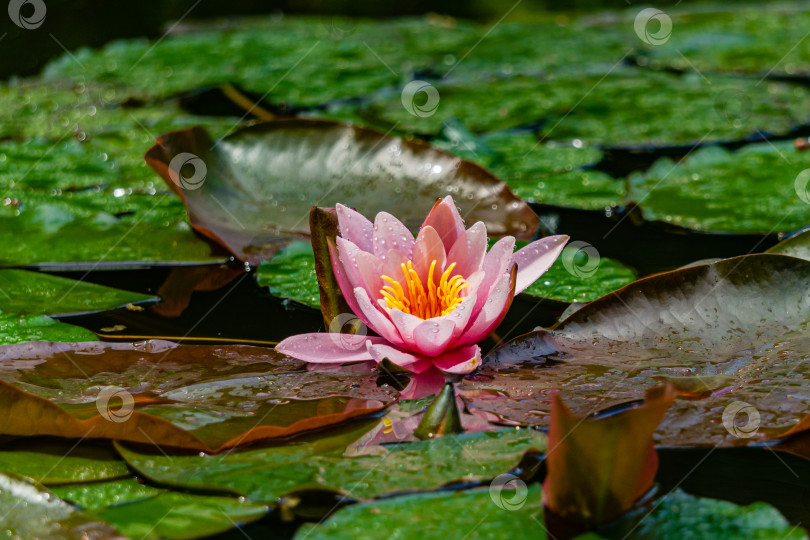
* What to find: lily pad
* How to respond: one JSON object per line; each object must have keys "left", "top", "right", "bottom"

{"left": 43, "top": 17, "right": 479, "bottom": 106}
{"left": 0, "top": 269, "right": 154, "bottom": 316}
{"left": 296, "top": 484, "right": 546, "bottom": 540}
{"left": 0, "top": 472, "right": 120, "bottom": 539}
{"left": 0, "top": 340, "right": 394, "bottom": 452}
{"left": 0, "top": 441, "right": 129, "bottom": 485}
{"left": 628, "top": 142, "right": 810, "bottom": 234}
{"left": 767, "top": 229, "right": 810, "bottom": 261}
{"left": 633, "top": 4, "right": 810, "bottom": 77}
{"left": 360, "top": 71, "right": 810, "bottom": 146}
{"left": 521, "top": 246, "right": 636, "bottom": 303}
{"left": 51, "top": 478, "right": 160, "bottom": 510}
{"left": 145, "top": 120, "right": 538, "bottom": 264}
{"left": 435, "top": 132, "right": 623, "bottom": 211}
{"left": 257, "top": 240, "right": 320, "bottom": 308}
{"left": 462, "top": 254, "right": 810, "bottom": 448}
{"left": 116, "top": 426, "right": 545, "bottom": 503}
{"left": 0, "top": 313, "right": 96, "bottom": 345}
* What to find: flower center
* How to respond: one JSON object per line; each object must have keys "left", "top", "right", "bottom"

{"left": 380, "top": 260, "right": 469, "bottom": 320}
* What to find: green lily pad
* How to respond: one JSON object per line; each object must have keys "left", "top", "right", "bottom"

{"left": 43, "top": 17, "right": 479, "bottom": 106}
{"left": 0, "top": 442, "right": 129, "bottom": 485}
{"left": 633, "top": 4, "right": 810, "bottom": 76}
{"left": 0, "top": 269, "right": 153, "bottom": 316}
{"left": 257, "top": 240, "right": 320, "bottom": 308}
{"left": 0, "top": 472, "right": 120, "bottom": 538}
{"left": 51, "top": 477, "right": 268, "bottom": 540}
{"left": 296, "top": 484, "right": 546, "bottom": 540}
{"left": 95, "top": 491, "right": 268, "bottom": 540}
{"left": 360, "top": 71, "right": 810, "bottom": 146}
{"left": 628, "top": 141, "right": 810, "bottom": 234}
{"left": 51, "top": 478, "right": 160, "bottom": 510}
{"left": 0, "top": 313, "right": 96, "bottom": 345}
{"left": 617, "top": 489, "right": 807, "bottom": 540}
{"left": 117, "top": 427, "right": 545, "bottom": 503}
{"left": 521, "top": 247, "right": 636, "bottom": 303}
{"left": 435, "top": 132, "right": 622, "bottom": 211}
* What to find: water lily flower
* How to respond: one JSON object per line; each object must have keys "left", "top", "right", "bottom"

{"left": 277, "top": 196, "right": 568, "bottom": 374}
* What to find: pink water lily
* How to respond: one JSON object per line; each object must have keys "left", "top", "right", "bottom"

{"left": 277, "top": 196, "right": 568, "bottom": 374}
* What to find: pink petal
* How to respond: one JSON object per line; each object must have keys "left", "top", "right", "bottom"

{"left": 472, "top": 236, "right": 515, "bottom": 315}
{"left": 336, "top": 204, "right": 374, "bottom": 253}
{"left": 334, "top": 237, "right": 365, "bottom": 290}
{"left": 389, "top": 308, "right": 424, "bottom": 343}
{"left": 381, "top": 248, "right": 409, "bottom": 283}
{"left": 457, "top": 266, "right": 516, "bottom": 347}
{"left": 446, "top": 222, "right": 487, "bottom": 278}
{"left": 446, "top": 293, "right": 477, "bottom": 342}
{"left": 329, "top": 241, "right": 366, "bottom": 318}
{"left": 276, "top": 333, "right": 387, "bottom": 363}
{"left": 373, "top": 212, "right": 414, "bottom": 259}
{"left": 412, "top": 225, "right": 447, "bottom": 281}
{"left": 353, "top": 287, "right": 405, "bottom": 347}
{"left": 512, "top": 235, "right": 569, "bottom": 294}
{"left": 431, "top": 345, "right": 482, "bottom": 375}
{"left": 366, "top": 342, "right": 433, "bottom": 373}
{"left": 413, "top": 317, "right": 456, "bottom": 356}
{"left": 355, "top": 250, "right": 384, "bottom": 299}
{"left": 421, "top": 196, "right": 465, "bottom": 253}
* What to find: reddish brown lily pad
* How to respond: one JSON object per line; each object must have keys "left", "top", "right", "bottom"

{"left": 461, "top": 254, "right": 810, "bottom": 450}
{"left": 145, "top": 119, "right": 539, "bottom": 264}
{"left": 0, "top": 340, "right": 395, "bottom": 452}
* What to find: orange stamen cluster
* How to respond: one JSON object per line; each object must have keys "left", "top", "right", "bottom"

{"left": 380, "top": 260, "right": 469, "bottom": 320}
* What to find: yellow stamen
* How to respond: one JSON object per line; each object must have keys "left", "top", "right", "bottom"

{"left": 380, "top": 259, "right": 469, "bottom": 319}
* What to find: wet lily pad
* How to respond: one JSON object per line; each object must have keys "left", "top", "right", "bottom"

{"left": 0, "top": 472, "right": 120, "bottom": 539}
{"left": 0, "top": 313, "right": 96, "bottom": 345}
{"left": 360, "top": 71, "right": 810, "bottom": 146}
{"left": 51, "top": 478, "right": 160, "bottom": 510}
{"left": 628, "top": 142, "right": 810, "bottom": 234}
{"left": 116, "top": 426, "right": 545, "bottom": 503}
{"left": 145, "top": 120, "right": 538, "bottom": 264}
{"left": 0, "top": 340, "right": 394, "bottom": 452}
{"left": 0, "top": 441, "right": 129, "bottom": 485}
{"left": 0, "top": 269, "right": 154, "bottom": 316}
{"left": 633, "top": 4, "right": 810, "bottom": 77}
{"left": 463, "top": 254, "right": 810, "bottom": 449}
{"left": 257, "top": 240, "right": 320, "bottom": 308}
{"left": 435, "top": 132, "right": 622, "bottom": 211}
{"left": 296, "top": 484, "right": 546, "bottom": 540}
{"left": 43, "top": 17, "right": 479, "bottom": 106}
{"left": 767, "top": 229, "right": 810, "bottom": 261}
{"left": 521, "top": 245, "right": 636, "bottom": 303}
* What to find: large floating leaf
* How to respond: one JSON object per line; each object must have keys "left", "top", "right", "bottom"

{"left": 44, "top": 17, "right": 479, "bottom": 106}
{"left": 435, "top": 132, "right": 623, "bottom": 211}
{"left": 462, "top": 254, "right": 810, "bottom": 449}
{"left": 633, "top": 4, "right": 810, "bottom": 76}
{"left": 0, "top": 340, "right": 394, "bottom": 452}
{"left": 0, "top": 472, "right": 120, "bottom": 539}
{"left": 628, "top": 142, "right": 810, "bottom": 234}
{"left": 580, "top": 489, "right": 806, "bottom": 540}
{"left": 359, "top": 71, "right": 810, "bottom": 145}
{"left": 0, "top": 269, "right": 153, "bottom": 316}
{"left": 52, "top": 478, "right": 269, "bottom": 540}
{"left": 257, "top": 240, "right": 320, "bottom": 308}
{"left": 296, "top": 484, "right": 546, "bottom": 540}
{"left": 0, "top": 441, "right": 129, "bottom": 485}
{"left": 117, "top": 427, "right": 545, "bottom": 504}
{"left": 0, "top": 313, "right": 96, "bottom": 345}
{"left": 145, "top": 120, "right": 538, "bottom": 264}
